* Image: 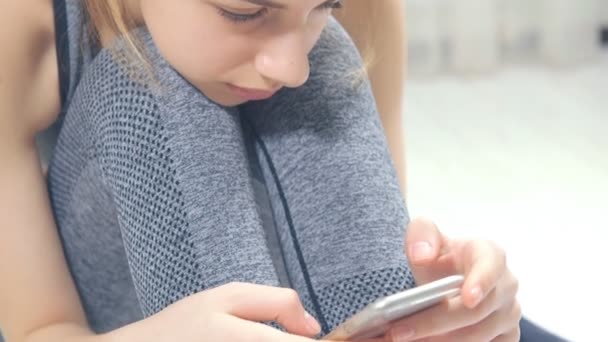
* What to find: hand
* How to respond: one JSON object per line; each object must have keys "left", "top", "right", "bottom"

{"left": 105, "top": 282, "right": 324, "bottom": 342}
{"left": 387, "top": 218, "right": 521, "bottom": 342}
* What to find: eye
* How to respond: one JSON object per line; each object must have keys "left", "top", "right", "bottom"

{"left": 321, "top": 0, "right": 343, "bottom": 10}
{"left": 217, "top": 7, "right": 269, "bottom": 23}
{"left": 217, "top": 0, "right": 342, "bottom": 24}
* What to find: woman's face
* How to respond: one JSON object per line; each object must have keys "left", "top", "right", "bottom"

{"left": 139, "top": 0, "right": 341, "bottom": 106}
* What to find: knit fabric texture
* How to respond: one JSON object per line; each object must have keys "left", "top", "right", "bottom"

{"left": 48, "top": 16, "right": 415, "bottom": 336}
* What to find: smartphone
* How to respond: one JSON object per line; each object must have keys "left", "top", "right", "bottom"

{"left": 323, "top": 275, "right": 465, "bottom": 341}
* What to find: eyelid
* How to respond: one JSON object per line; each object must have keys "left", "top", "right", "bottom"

{"left": 319, "top": 0, "right": 343, "bottom": 9}
{"left": 217, "top": 6, "right": 268, "bottom": 22}
{"left": 217, "top": 0, "right": 342, "bottom": 24}
{"left": 219, "top": 4, "right": 264, "bottom": 14}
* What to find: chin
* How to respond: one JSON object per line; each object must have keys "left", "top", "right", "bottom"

{"left": 200, "top": 91, "right": 245, "bottom": 108}
{"left": 218, "top": 97, "right": 248, "bottom": 107}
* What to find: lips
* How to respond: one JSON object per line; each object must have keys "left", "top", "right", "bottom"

{"left": 227, "top": 83, "right": 279, "bottom": 101}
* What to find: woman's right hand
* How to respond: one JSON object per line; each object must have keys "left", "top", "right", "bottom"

{"left": 104, "top": 282, "right": 324, "bottom": 342}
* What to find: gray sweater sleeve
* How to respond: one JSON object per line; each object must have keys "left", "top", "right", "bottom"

{"left": 241, "top": 18, "right": 415, "bottom": 333}
{"left": 49, "top": 20, "right": 414, "bottom": 335}
{"left": 57, "top": 34, "right": 284, "bottom": 317}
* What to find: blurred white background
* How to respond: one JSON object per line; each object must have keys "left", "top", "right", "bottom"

{"left": 404, "top": 1, "right": 608, "bottom": 341}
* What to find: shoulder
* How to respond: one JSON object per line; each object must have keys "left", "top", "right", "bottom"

{"left": 0, "top": 0, "right": 60, "bottom": 137}
{"left": 333, "top": 0, "right": 404, "bottom": 29}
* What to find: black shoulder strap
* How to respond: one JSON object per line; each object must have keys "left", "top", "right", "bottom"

{"left": 53, "top": 0, "right": 70, "bottom": 108}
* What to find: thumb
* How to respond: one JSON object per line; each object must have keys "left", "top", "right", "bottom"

{"left": 211, "top": 282, "right": 322, "bottom": 337}
{"left": 405, "top": 218, "right": 446, "bottom": 284}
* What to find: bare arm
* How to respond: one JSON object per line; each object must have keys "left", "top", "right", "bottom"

{"left": 0, "top": 1, "right": 96, "bottom": 341}
{"left": 334, "top": 0, "right": 408, "bottom": 194}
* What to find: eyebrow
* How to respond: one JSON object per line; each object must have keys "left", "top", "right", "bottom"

{"left": 241, "top": 0, "right": 287, "bottom": 9}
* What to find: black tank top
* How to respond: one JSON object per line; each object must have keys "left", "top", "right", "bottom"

{"left": 53, "top": 0, "right": 98, "bottom": 111}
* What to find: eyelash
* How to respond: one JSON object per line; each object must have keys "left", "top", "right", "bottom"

{"left": 218, "top": 0, "right": 343, "bottom": 23}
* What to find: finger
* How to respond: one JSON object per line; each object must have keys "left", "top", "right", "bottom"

{"left": 458, "top": 240, "right": 507, "bottom": 309}
{"left": 210, "top": 282, "right": 321, "bottom": 336}
{"left": 405, "top": 218, "right": 449, "bottom": 284}
{"left": 388, "top": 289, "right": 497, "bottom": 340}
{"left": 413, "top": 298, "right": 521, "bottom": 342}
{"left": 220, "top": 314, "right": 320, "bottom": 342}
{"left": 494, "top": 300, "right": 523, "bottom": 340}
{"left": 491, "top": 327, "right": 521, "bottom": 342}
{"left": 411, "top": 307, "right": 505, "bottom": 342}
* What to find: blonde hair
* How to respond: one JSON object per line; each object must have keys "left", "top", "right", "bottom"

{"left": 85, "top": 0, "right": 152, "bottom": 78}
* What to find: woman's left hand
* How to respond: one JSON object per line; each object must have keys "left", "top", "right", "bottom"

{"left": 386, "top": 217, "right": 522, "bottom": 342}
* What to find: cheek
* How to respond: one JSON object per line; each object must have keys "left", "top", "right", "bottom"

{"left": 304, "top": 15, "right": 331, "bottom": 53}
{"left": 161, "top": 30, "right": 260, "bottom": 85}
{"left": 168, "top": 33, "right": 243, "bottom": 81}
{"left": 142, "top": 2, "right": 254, "bottom": 83}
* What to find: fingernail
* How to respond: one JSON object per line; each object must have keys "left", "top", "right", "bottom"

{"left": 304, "top": 311, "right": 321, "bottom": 333}
{"left": 392, "top": 325, "right": 415, "bottom": 342}
{"left": 470, "top": 286, "right": 484, "bottom": 307}
{"left": 412, "top": 241, "right": 433, "bottom": 261}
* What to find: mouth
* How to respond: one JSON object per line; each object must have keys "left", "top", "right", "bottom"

{"left": 226, "top": 83, "right": 280, "bottom": 101}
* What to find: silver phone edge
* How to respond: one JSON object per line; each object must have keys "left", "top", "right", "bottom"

{"left": 324, "top": 275, "right": 464, "bottom": 340}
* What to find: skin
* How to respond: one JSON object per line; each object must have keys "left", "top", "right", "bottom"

{"left": 136, "top": 0, "right": 331, "bottom": 106}
{"left": 0, "top": 0, "right": 521, "bottom": 341}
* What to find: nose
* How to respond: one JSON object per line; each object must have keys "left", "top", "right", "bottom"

{"left": 254, "top": 31, "right": 310, "bottom": 88}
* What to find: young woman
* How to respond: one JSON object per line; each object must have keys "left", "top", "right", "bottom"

{"left": 1, "top": 1, "right": 524, "bottom": 341}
